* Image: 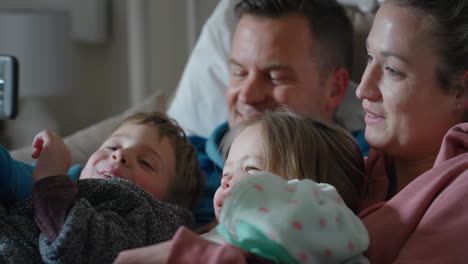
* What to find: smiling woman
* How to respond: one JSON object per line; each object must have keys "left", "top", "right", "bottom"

{"left": 356, "top": 2, "right": 461, "bottom": 165}
{"left": 357, "top": 0, "right": 468, "bottom": 201}
{"left": 355, "top": 0, "right": 468, "bottom": 263}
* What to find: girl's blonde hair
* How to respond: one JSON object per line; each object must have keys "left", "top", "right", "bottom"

{"left": 222, "top": 109, "right": 364, "bottom": 212}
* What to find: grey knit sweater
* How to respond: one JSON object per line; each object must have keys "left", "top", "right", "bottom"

{"left": 0, "top": 177, "right": 194, "bottom": 264}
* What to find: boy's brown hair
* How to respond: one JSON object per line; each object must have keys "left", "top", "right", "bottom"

{"left": 222, "top": 109, "right": 364, "bottom": 213}
{"left": 117, "top": 112, "right": 205, "bottom": 211}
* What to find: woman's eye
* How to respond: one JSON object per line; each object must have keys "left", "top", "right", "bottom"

{"left": 106, "top": 146, "right": 117, "bottom": 151}
{"left": 366, "top": 54, "right": 373, "bottom": 64}
{"left": 384, "top": 65, "right": 403, "bottom": 77}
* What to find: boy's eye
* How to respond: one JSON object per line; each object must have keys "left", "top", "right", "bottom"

{"left": 139, "top": 160, "right": 153, "bottom": 169}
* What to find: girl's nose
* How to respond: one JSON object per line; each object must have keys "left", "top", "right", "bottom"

{"left": 221, "top": 175, "right": 232, "bottom": 189}
{"left": 221, "top": 170, "right": 250, "bottom": 190}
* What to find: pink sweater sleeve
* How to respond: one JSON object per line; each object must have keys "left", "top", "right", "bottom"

{"left": 167, "top": 226, "right": 273, "bottom": 264}
{"left": 32, "top": 175, "right": 78, "bottom": 242}
{"left": 361, "top": 123, "right": 468, "bottom": 264}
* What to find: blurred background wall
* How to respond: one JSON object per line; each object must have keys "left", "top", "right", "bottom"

{"left": 0, "top": 0, "right": 218, "bottom": 149}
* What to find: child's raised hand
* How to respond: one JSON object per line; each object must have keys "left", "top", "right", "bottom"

{"left": 32, "top": 130, "right": 71, "bottom": 182}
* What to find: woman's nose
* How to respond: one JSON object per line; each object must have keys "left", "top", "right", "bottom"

{"left": 356, "top": 63, "right": 382, "bottom": 101}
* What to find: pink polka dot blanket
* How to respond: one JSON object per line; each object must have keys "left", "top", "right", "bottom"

{"left": 216, "top": 172, "right": 370, "bottom": 264}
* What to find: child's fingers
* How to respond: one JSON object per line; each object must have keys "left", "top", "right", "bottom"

{"left": 32, "top": 133, "right": 44, "bottom": 148}
{"left": 31, "top": 148, "right": 41, "bottom": 159}
{"left": 31, "top": 133, "right": 45, "bottom": 159}
{"left": 31, "top": 130, "right": 54, "bottom": 159}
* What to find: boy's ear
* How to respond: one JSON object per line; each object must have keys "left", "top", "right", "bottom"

{"left": 325, "top": 67, "right": 349, "bottom": 112}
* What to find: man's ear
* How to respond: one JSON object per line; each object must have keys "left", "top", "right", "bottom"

{"left": 325, "top": 67, "right": 349, "bottom": 113}
{"left": 460, "top": 71, "right": 468, "bottom": 109}
{"left": 455, "top": 71, "right": 468, "bottom": 106}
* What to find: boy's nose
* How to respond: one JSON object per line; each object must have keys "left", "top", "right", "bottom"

{"left": 112, "top": 151, "right": 127, "bottom": 165}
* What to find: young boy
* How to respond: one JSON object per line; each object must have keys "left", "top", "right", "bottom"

{"left": 0, "top": 112, "right": 204, "bottom": 264}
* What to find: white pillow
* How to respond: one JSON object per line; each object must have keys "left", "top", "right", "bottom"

{"left": 168, "top": 0, "right": 365, "bottom": 138}
{"left": 167, "top": 0, "right": 238, "bottom": 138}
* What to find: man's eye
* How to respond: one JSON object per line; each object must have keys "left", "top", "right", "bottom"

{"left": 231, "top": 67, "right": 246, "bottom": 78}
{"left": 267, "top": 73, "right": 288, "bottom": 84}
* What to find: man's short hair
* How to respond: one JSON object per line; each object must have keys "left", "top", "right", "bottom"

{"left": 235, "top": 0, "right": 353, "bottom": 75}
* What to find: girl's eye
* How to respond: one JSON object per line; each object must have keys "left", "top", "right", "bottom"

{"left": 245, "top": 166, "right": 259, "bottom": 173}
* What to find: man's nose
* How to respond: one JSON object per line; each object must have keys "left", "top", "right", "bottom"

{"left": 356, "top": 63, "right": 382, "bottom": 101}
{"left": 238, "top": 74, "right": 268, "bottom": 105}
